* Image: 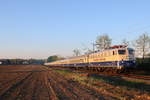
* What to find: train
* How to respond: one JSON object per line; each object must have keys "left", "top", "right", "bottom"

{"left": 45, "top": 45, "right": 136, "bottom": 72}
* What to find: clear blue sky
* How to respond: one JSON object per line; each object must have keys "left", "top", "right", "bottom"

{"left": 0, "top": 0, "right": 150, "bottom": 59}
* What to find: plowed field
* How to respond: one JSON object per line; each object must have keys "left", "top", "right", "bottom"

{"left": 0, "top": 65, "right": 106, "bottom": 100}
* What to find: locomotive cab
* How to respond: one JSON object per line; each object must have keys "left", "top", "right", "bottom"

{"left": 117, "top": 47, "right": 135, "bottom": 67}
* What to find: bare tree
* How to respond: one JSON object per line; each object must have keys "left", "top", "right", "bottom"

{"left": 96, "top": 34, "right": 112, "bottom": 50}
{"left": 73, "top": 49, "right": 81, "bottom": 56}
{"left": 81, "top": 43, "right": 93, "bottom": 54}
{"left": 134, "top": 33, "right": 150, "bottom": 60}
{"left": 122, "top": 39, "right": 129, "bottom": 46}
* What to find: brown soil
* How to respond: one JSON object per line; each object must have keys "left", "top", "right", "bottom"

{"left": 0, "top": 65, "right": 106, "bottom": 100}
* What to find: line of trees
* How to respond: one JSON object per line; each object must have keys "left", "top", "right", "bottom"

{"left": 0, "top": 59, "right": 45, "bottom": 65}
{"left": 94, "top": 33, "right": 150, "bottom": 59}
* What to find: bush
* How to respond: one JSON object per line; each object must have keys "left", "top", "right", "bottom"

{"left": 136, "top": 58, "right": 150, "bottom": 70}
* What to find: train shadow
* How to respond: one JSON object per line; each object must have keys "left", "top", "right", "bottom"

{"left": 88, "top": 74, "right": 150, "bottom": 93}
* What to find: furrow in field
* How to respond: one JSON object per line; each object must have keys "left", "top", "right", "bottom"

{"left": 0, "top": 72, "right": 33, "bottom": 100}
{"left": 47, "top": 71, "right": 105, "bottom": 100}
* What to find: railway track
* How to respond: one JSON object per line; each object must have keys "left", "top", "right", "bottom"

{"left": 120, "top": 74, "right": 150, "bottom": 80}
{"left": 86, "top": 70, "right": 150, "bottom": 80}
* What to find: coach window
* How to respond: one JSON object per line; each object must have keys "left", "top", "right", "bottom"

{"left": 113, "top": 51, "right": 115, "bottom": 55}
{"left": 118, "top": 50, "right": 126, "bottom": 55}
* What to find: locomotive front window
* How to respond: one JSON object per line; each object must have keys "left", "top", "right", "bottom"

{"left": 118, "top": 50, "right": 126, "bottom": 55}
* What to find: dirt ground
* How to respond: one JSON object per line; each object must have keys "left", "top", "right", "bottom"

{"left": 0, "top": 65, "right": 150, "bottom": 100}
{"left": 0, "top": 65, "right": 107, "bottom": 100}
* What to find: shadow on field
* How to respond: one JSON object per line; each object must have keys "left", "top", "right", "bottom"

{"left": 89, "top": 74, "right": 150, "bottom": 93}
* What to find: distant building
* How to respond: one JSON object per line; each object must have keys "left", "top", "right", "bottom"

{"left": 22, "top": 61, "right": 29, "bottom": 64}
